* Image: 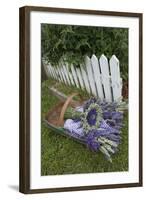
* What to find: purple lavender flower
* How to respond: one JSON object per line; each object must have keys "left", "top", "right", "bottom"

{"left": 86, "top": 108, "right": 98, "bottom": 126}
{"left": 86, "top": 132, "right": 101, "bottom": 151}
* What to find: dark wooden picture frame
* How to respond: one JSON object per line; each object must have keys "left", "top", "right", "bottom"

{"left": 19, "top": 6, "right": 143, "bottom": 194}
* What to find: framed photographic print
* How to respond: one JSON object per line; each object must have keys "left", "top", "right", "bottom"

{"left": 19, "top": 6, "right": 143, "bottom": 194}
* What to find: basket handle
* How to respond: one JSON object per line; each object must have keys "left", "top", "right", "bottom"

{"left": 57, "top": 93, "right": 82, "bottom": 126}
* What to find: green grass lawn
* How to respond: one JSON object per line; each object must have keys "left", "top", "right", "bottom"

{"left": 41, "top": 79, "right": 128, "bottom": 175}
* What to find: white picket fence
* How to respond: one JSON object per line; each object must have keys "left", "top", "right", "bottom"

{"left": 43, "top": 54, "right": 122, "bottom": 102}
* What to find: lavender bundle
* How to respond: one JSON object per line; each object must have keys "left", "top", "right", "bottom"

{"left": 64, "top": 97, "right": 125, "bottom": 162}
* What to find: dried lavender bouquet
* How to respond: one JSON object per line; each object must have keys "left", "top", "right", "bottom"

{"left": 64, "top": 97, "right": 127, "bottom": 162}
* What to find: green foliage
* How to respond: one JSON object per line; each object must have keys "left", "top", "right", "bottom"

{"left": 41, "top": 24, "right": 128, "bottom": 80}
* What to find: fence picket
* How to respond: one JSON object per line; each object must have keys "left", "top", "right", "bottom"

{"left": 60, "top": 67, "right": 67, "bottom": 84}
{"left": 71, "top": 64, "right": 80, "bottom": 88}
{"left": 47, "top": 64, "right": 52, "bottom": 77}
{"left": 55, "top": 67, "right": 61, "bottom": 82}
{"left": 91, "top": 55, "right": 104, "bottom": 100}
{"left": 53, "top": 67, "right": 58, "bottom": 80}
{"left": 99, "top": 54, "right": 112, "bottom": 102}
{"left": 68, "top": 71, "right": 75, "bottom": 86}
{"left": 85, "top": 56, "right": 97, "bottom": 96}
{"left": 76, "top": 68, "right": 85, "bottom": 90}
{"left": 62, "top": 64, "right": 71, "bottom": 85}
{"left": 49, "top": 64, "right": 55, "bottom": 79}
{"left": 52, "top": 65, "right": 58, "bottom": 80}
{"left": 57, "top": 67, "right": 64, "bottom": 82}
{"left": 80, "top": 65, "right": 91, "bottom": 94}
{"left": 110, "top": 55, "right": 122, "bottom": 101}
